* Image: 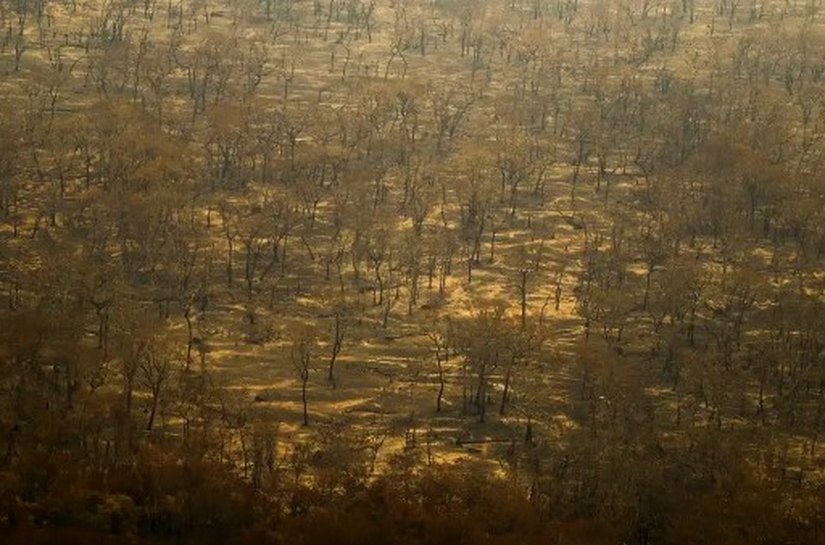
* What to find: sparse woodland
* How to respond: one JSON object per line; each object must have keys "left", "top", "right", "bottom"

{"left": 2, "top": 0, "right": 825, "bottom": 543}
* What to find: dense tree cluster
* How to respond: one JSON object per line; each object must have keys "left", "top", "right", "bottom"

{"left": 2, "top": 0, "right": 825, "bottom": 542}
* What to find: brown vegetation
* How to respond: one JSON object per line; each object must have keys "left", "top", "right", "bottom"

{"left": 2, "top": 0, "right": 825, "bottom": 542}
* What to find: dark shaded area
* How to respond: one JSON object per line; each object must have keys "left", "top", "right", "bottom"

{"left": 0, "top": 336, "right": 824, "bottom": 545}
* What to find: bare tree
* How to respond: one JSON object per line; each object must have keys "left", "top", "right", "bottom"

{"left": 290, "top": 326, "right": 317, "bottom": 427}
{"left": 139, "top": 336, "right": 175, "bottom": 432}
